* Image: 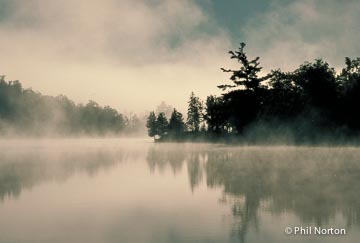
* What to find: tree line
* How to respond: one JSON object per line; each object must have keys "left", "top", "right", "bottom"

{"left": 0, "top": 76, "right": 142, "bottom": 136}
{"left": 146, "top": 43, "right": 360, "bottom": 143}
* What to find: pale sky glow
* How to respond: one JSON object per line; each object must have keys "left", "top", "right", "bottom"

{"left": 0, "top": 0, "right": 359, "bottom": 112}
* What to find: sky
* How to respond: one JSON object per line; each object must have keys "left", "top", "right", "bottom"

{"left": 0, "top": 0, "right": 359, "bottom": 113}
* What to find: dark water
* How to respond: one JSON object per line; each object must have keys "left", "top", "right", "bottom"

{"left": 0, "top": 139, "right": 359, "bottom": 243}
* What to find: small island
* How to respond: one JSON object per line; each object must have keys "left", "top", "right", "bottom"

{"left": 146, "top": 43, "right": 360, "bottom": 144}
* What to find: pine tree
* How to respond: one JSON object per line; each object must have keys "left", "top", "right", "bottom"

{"left": 218, "top": 42, "right": 270, "bottom": 91}
{"left": 186, "top": 92, "right": 203, "bottom": 132}
{"left": 156, "top": 112, "right": 168, "bottom": 138}
{"left": 146, "top": 111, "right": 157, "bottom": 139}
{"left": 168, "top": 108, "right": 185, "bottom": 136}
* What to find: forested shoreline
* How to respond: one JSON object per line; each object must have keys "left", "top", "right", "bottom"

{"left": 146, "top": 43, "right": 360, "bottom": 144}
{"left": 2, "top": 42, "right": 360, "bottom": 142}
{"left": 0, "top": 76, "right": 142, "bottom": 136}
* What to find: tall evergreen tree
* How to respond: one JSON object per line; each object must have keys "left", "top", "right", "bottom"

{"left": 216, "top": 43, "right": 272, "bottom": 133}
{"left": 146, "top": 111, "right": 157, "bottom": 139}
{"left": 218, "top": 42, "right": 270, "bottom": 91}
{"left": 186, "top": 92, "right": 203, "bottom": 132}
{"left": 156, "top": 112, "right": 168, "bottom": 138}
{"left": 168, "top": 108, "right": 185, "bottom": 136}
{"left": 204, "top": 95, "right": 227, "bottom": 133}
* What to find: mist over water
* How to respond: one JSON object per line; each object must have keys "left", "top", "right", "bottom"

{"left": 0, "top": 138, "right": 359, "bottom": 243}
{"left": 1, "top": 1, "right": 359, "bottom": 242}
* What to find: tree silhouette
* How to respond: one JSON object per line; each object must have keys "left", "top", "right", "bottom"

{"left": 261, "top": 69, "right": 303, "bottom": 120}
{"left": 146, "top": 111, "right": 157, "bottom": 139}
{"left": 144, "top": 42, "right": 360, "bottom": 142}
{"left": 293, "top": 59, "right": 338, "bottom": 109}
{"left": 338, "top": 57, "right": 360, "bottom": 130}
{"left": 186, "top": 92, "right": 203, "bottom": 132}
{"left": 156, "top": 112, "right": 168, "bottom": 138}
{"left": 204, "top": 95, "right": 228, "bottom": 133}
{"left": 168, "top": 108, "right": 185, "bottom": 137}
{"left": 218, "top": 42, "right": 270, "bottom": 91}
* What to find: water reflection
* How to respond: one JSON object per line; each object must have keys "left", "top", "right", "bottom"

{"left": 146, "top": 145, "right": 360, "bottom": 242}
{"left": 147, "top": 145, "right": 186, "bottom": 175}
{"left": 1, "top": 141, "right": 360, "bottom": 243}
{"left": 147, "top": 145, "right": 206, "bottom": 191}
{"left": 0, "top": 146, "right": 127, "bottom": 201}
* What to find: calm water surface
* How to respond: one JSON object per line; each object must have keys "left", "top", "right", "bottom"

{"left": 0, "top": 138, "right": 359, "bottom": 243}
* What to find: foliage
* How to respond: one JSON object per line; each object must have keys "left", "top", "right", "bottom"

{"left": 168, "top": 108, "right": 185, "bottom": 136}
{"left": 146, "top": 42, "right": 360, "bottom": 142}
{"left": 218, "top": 42, "right": 270, "bottom": 91}
{"left": 338, "top": 57, "right": 360, "bottom": 130}
{"left": 186, "top": 92, "right": 203, "bottom": 132}
{"left": 204, "top": 95, "right": 228, "bottom": 133}
{"left": 0, "top": 76, "right": 133, "bottom": 136}
{"left": 156, "top": 112, "right": 168, "bottom": 137}
{"left": 146, "top": 112, "right": 157, "bottom": 138}
{"left": 146, "top": 109, "right": 186, "bottom": 140}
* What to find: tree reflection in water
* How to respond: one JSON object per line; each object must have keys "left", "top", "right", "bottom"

{"left": 0, "top": 148, "right": 127, "bottom": 202}
{"left": 147, "top": 145, "right": 206, "bottom": 191}
{"left": 146, "top": 144, "right": 186, "bottom": 175}
{"left": 1, "top": 143, "right": 360, "bottom": 243}
{"left": 146, "top": 145, "right": 360, "bottom": 243}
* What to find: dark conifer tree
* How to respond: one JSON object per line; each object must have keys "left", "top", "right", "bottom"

{"left": 156, "top": 112, "right": 168, "bottom": 138}
{"left": 218, "top": 42, "right": 270, "bottom": 91}
{"left": 168, "top": 108, "right": 185, "bottom": 136}
{"left": 146, "top": 111, "right": 157, "bottom": 139}
{"left": 204, "top": 95, "right": 227, "bottom": 133}
{"left": 187, "top": 92, "right": 203, "bottom": 132}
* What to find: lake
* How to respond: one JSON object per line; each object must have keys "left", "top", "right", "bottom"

{"left": 0, "top": 138, "right": 359, "bottom": 243}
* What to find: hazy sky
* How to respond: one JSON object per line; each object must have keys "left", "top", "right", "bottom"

{"left": 0, "top": 0, "right": 359, "bottom": 113}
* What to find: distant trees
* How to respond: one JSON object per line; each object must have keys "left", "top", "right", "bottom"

{"left": 0, "top": 76, "right": 139, "bottom": 136}
{"left": 124, "top": 114, "right": 142, "bottom": 133}
{"left": 156, "top": 101, "right": 173, "bottom": 118}
{"left": 79, "top": 101, "right": 125, "bottom": 134}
